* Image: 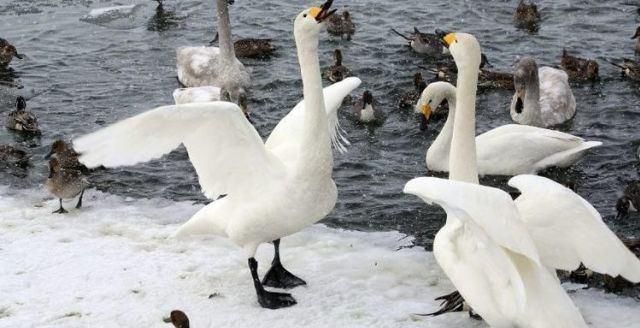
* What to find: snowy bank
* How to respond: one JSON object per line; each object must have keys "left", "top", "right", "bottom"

{"left": 0, "top": 187, "right": 638, "bottom": 327}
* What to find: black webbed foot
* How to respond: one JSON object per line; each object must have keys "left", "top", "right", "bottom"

{"left": 262, "top": 239, "right": 306, "bottom": 289}
{"left": 53, "top": 199, "right": 68, "bottom": 214}
{"left": 262, "top": 261, "right": 307, "bottom": 289}
{"left": 415, "top": 290, "right": 464, "bottom": 316}
{"left": 256, "top": 288, "right": 297, "bottom": 309}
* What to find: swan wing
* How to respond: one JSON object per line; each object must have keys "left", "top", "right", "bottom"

{"left": 509, "top": 175, "right": 640, "bottom": 282}
{"left": 266, "top": 77, "right": 361, "bottom": 156}
{"left": 403, "top": 177, "right": 540, "bottom": 264}
{"left": 74, "top": 102, "right": 285, "bottom": 200}
{"left": 476, "top": 124, "right": 600, "bottom": 175}
{"left": 538, "top": 67, "right": 576, "bottom": 125}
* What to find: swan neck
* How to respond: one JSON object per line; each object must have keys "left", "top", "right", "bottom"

{"left": 296, "top": 31, "right": 331, "bottom": 173}
{"left": 216, "top": 0, "right": 236, "bottom": 64}
{"left": 427, "top": 90, "right": 457, "bottom": 166}
{"left": 523, "top": 77, "right": 542, "bottom": 123}
{"left": 449, "top": 61, "right": 479, "bottom": 184}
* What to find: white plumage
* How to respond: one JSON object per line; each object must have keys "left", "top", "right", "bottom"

{"left": 405, "top": 32, "right": 640, "bottom": 327}
{"left": 418, "top": 81, "right": 601, "bottom": 175}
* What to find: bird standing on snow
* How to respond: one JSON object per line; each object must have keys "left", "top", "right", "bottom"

{"left": 46, "top": 157, "right": 90, "bottom": 214}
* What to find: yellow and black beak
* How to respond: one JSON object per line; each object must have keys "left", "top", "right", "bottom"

{"left": 310, "top": 0, "right": 336, "bottom": 23}
{"left": 436, "top": 29, "right": 456, "bottom": 48}
{"left": 421, "top": 104, "right": 432, "bottom": 121}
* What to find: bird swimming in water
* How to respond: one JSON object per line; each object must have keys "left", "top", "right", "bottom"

{"left": 210, "top": 32, "right": 276, "bottom": 58}
{"left": 514, "top": 0, "right": 541, "bottom": 32}
{"left": 323, "top": 49, "right": 350, "bottom": 83}
{"left": 0, "top": 144, "right": 29, "bottom": 168}
{"left": 616, "top": 181, "right": 640, "bottom": 219}
{"left": 607, "top": 58, "right": 640, "bottom": 81}
{"left": 352, "top": 90, "right": 379, "bottom": 123}
{"left": 391, "top": 27, "right": 445, "bottom": 56}
{"left": 326, "top": 10, "right": 355, "bottom": 40}
{"left": 559, "top": 49, "right": 599, "bottom": 83}
{"left": 5, "top": 96, "right": 40, "bottom": 135}
{"left": 511, "top": 56, "right": 576, "bottom": 127}
{"left": 632, "top": 26, "right": 640, "bottom": 55}
{"left": 0, "top": 38, "right": 23, "bottom": 68}
{"left": 46, "top": 157, "right": 90, "bottom": 214}
{"left": 398, "top": 72, "right": 427, "bottom": 109}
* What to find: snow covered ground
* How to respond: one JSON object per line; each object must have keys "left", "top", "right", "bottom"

{"left": 1, "top": 187, "right": 639, "bottom": 327}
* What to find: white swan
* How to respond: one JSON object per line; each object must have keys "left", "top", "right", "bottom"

{"left": 74, "top": 1, "right": 358, "bottom": 309}
{"left": 176, "top": 0, "right": 250, "bottom": 104}
{"left": 404, "top": 32, "right": 640, "bottom": 327}
{"left": 417, "top": 81, "right": 601, "bottom": 175}
{"left": 510, "top": 57, "right": 576, "bottom": 127}
{"left": 173, "top": 86, "right": 221, "bottom": 104}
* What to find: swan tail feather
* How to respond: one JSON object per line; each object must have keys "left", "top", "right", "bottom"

{"left": 534, "top": 140, "right": 602, "bottom": 171}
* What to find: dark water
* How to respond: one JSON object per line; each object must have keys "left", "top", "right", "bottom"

{"left": 1, "top": 0, "right": 640, "bottom": 248}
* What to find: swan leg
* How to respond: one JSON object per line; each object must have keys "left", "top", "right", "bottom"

{"left": 248, "top": 258, "right": 297, "bottom": 309}
{"left": 75, "top": 189, "right": 85, "bottom": 209}
{"left": 262, "top": 239, "right": 307, "bottom": 289}
{"left": 52, "top": 199, "right": 68, "bottom": 214}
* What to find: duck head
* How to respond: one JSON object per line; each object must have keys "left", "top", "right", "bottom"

{"left": 163, "top": 310, "right": 189, "bottom": 328}
{"left": 0, "top": 38, "right": 23, "bottom": 65}
{"left": 632, "top": 26, "right": 640, "bottom": 39}
{"left": 616, "top": 196, "right": 632, "bottom": 220}
{"left": 45, "top": 139, "right": 69, "bottom": 159}
{"left": 362, "top": 90, "right": 373, "bottom": 108}
{"left": 16, "top": 96, "right": 26, "bottom": 111}
{"left": 513, "top": 57, "right": 539, "bottom": 114}
{"left": 333, "top": 49, "right": 343, "bottom": 66}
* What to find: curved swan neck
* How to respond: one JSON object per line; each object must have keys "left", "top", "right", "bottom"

{"left": 295, "top": 30, "right": 331, "bottom": 174}
{"left": 522, "top": 75, "right": 542, "bottom": 123}
{"left": 449, "top": 53, "right": 480, "bottom": 184}
{"left": 216, "top": 0, "right": 236, "bottom": 65}
{"left": 427, "top": 87, "right": 457, "bottom": 165}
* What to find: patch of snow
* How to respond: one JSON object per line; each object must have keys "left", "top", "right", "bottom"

{"left": 0, "top": 187, "right": 638, "bottom": 327}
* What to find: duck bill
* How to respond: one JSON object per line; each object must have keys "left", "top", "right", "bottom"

{"left": 632, "top": 31, "right": 640, "bottom": 39}
{"left": 44, "top": 149, "right": 54, "bottom": 159}
{"left": 14, "top": 53, "right": 24, "bottom": 59}
{"left": 314, "top": 0, "right": 336, "bottom": 23}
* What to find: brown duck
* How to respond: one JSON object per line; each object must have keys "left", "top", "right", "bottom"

{"left": 559, "top": 49, "right": 599, "bottom": 82}
{"left": 323, "top": 49, "right": 351, "bottom": 83}
{"left": 46, "top": 157, "right": 90, "bottom": 214}
{"left": 163, "top": 310, "right": 189, "bottom": 328}
{"left": 326, "top": 10, "right": 355, "bottom": 40}
{"left": 398, "top": 72, "right": 427, "bottom": 109}
{"left": 0, "top": 144, "right": 29, "bottom": 168}
{"left": 210, "top": 33, "right": 275, "bottom": 58}
{"left": 514, "top": 0, "right": 541, "bottom": 31}
{"left": 0, "top": 38, "right": 23, "bottom": 68}
{"left": 45, "top": 139, "right": 90, "bottom": 173}
{"left": 607, "top": 58, "right": 640, "bottom": 81}
{"left": 6, "top": 96, "right": 40, "bottom": 135}
{"left": 633, "top": 26, "right": 640, "bottom": 55}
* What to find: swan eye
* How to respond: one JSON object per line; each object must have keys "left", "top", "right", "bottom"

{"left": 428, "top": 100, "right": 432, "bottom": 104}
{"left": 303, "top": 14, "right": 307, "bottom": 18}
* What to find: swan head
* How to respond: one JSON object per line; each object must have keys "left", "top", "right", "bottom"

{"left": 440, "top": 32, "right": 482, "bottom": 72}
{"left": 416, "top": 81, "right": 455, "bottom": 125}
{"left": 294, "top": 0, "right": 336, "bottom": 39}
{"left": 220, "top": 87, "right": 250, "bottom": 121}
{"left": 513, "top": 57, "right": 539, "bottom": 113}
